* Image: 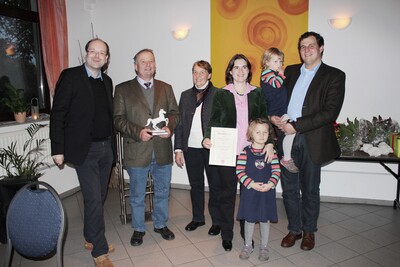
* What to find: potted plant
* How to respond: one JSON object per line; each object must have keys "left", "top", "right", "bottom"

{"left": 0, "top": 123, "right": 49, "bottom": 243}
{"left": 1, "top": 79, "right": 29, "bottom": 123}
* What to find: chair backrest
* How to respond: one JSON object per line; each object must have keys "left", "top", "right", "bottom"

{"left": 5, "top": 181, "right": 66, "bottom": 266}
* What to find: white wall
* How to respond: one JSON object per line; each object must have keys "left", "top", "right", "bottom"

{"left": 59, "top": 0, "right": 400, "bottom": 204}
{"left": 308, "top": 0, "right": 400, "bottom": 204}
{"left": 309, "top": 0, "right": 400, "bottom": 121}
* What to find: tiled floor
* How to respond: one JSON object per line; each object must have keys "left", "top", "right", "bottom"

{"left": 1, "top": 187, "right": 400, "bottom": 266}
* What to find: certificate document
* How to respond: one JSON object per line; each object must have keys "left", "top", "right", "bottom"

{"left": 209, "top": 127, "right": 238, "bottom": 167}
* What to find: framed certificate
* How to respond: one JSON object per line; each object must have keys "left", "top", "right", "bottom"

{"left": 209, "top": 127, "right": 237, "bottom": 167}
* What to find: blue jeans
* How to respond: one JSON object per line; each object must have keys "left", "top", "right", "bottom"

{"left": 127, "top": 158, "right": 172, "bottom": 232}
{"left": 280, "top": 134, "right": 321, "bottom": 233}
{"left": 75, "top": 138, "right": 113, "bottom": 257}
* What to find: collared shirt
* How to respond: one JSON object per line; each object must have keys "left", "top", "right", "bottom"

{"left": 84, "top": 64, "right": 103, "bottom": 80}
{"left": 136, "top": 76, "right": 155, "bottom": 109}
{"left": 137, "top": 76, "right": 154, "bottom": 88}
{"left": 287, "top": 62, "right": 321, "bottom": 121}
{"left": 224, "top": 82, "right": 257, "bottom": 155}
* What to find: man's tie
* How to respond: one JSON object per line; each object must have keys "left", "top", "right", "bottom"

{"left": 144, "top": 82, "right": 151, "bottom": 89}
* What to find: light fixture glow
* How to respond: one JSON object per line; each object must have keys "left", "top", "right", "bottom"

{"left": 328, "top": 17, "right": 352, "bottom": 30}
{"left": 172, "top": 28, "right": 190, "bottom": 40}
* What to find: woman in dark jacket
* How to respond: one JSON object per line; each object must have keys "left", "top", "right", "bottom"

{"left": 202, "top": 54, "right": 274, "bottom": 251}
{"left": 174, "top": 60, "right": 221, "bottom": 236}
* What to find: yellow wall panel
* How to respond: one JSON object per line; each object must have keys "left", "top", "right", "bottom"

{"left": 211, "top": 0, "right": 308, "bottom": 87}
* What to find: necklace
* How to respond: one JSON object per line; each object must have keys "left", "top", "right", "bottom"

{"left": 234, "top": 84, "right": 246, "bottom": 96}
{"left": 250, "top": 145, "right": 265, "bottom": 156}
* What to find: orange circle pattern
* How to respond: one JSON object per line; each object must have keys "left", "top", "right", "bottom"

{"left": 216, "top": 0, "right": 248, "bottom": 19}
{"left": 246, "top": 12, "right": 287, "bottom": 51}
{"left": 278, "top": 0, "right": 308, "bottom": 15}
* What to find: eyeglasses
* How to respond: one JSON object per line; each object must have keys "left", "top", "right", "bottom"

{"left": 87, "top": 50, "right": 107, "bottom": 57}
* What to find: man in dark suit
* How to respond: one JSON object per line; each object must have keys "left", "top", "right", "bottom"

{"left": 50, "top": 38, "right": 116, "bottom": 267}
{"left": 113, "top": 49, "right": 179, "bottom": 246}
{"left": 174, "top": 60, "right": 221, "bottom": 235}
{"left": 271, "top": 32, "right": 345, "bottom": 251}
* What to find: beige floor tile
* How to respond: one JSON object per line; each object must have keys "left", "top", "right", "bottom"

{"left": 163, "top": 244, "right": 205, "bottom": 265}
{"left": 2, "top": 188, "right": 400, "bottom": 267}
{"left": 130, "top": 251, "right": 172, "bottom": 267}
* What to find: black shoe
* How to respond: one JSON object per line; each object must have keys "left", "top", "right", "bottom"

{"left": 154, "top": 226, "right": 175, "bottom": 240}
{"left": 208, "top": 225, "right": 221, "bottom": 235}
{"left": 130, "top": 231, "right": 145, "bottom": 246}
{"left": 222, "top": 240, "right": 232, "bottom": 251}
{"left": 185, "top": 221, "right": 205, "bottom": 231}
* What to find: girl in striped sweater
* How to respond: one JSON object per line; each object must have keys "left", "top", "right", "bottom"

{"left": 236, "top": 118, "right": 281, "bottom": 261}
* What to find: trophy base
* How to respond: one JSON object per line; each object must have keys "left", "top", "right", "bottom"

{"left": 152, "top": 130, "right": 168, "bottom": 136}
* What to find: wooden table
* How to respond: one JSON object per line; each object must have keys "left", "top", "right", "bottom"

{"left": 337, "top": 151, "right": 400, "bottom": 209}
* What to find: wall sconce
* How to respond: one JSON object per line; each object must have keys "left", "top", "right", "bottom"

{"left": 328, "top": 17, "right": 352, "bottom": 30}
{"left": 172, "top": 28, "right": 190, "bottom": 40}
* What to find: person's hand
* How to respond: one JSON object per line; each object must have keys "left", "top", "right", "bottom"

{"left": 202, "top": 138, "right": 212, "bottom": 149}
{"left": 270, "top": 115, "right": 284, "bottom": 127}
{"left": 250, "top": 182, "right": 264, "bottom": 191}
{"left": 159, "top": 126, "right": 171, "bottom": 138}
{"left": 263, "top": 143, "right": 274, "bottom": 163}
{"left": 282, "top": 122, "right": 296, "bottom": 135}
{"left": 260, "top": 182, "right": 273, "bottom": 192}
{"left": 277, "top": 66, "right": 285, "bottom": 77}
{"left": 52, "top": 154, "right": 64, "bottom": 166}
{"left": 139, "top": 128, "right": 153, "bottom": 141}
{"left": 175, "top": 151, "right": 184, "bottom": 168}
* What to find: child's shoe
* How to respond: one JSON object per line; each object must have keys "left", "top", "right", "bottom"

{"left": 258, "top": 245, "right": 269, "bottom": 261}
{"left": 239, "top": 244, "right": 253, "bottom": 259}
{"left": 280, "top": 158, "right": 299, "bottom": 173}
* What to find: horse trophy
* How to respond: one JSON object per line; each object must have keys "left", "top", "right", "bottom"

{"left": 145, "top": 109, "right": 169, "bottom": 135}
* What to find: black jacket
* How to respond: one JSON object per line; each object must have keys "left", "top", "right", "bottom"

{"left": 50, "top": 64, "right": 116, "bottom": 165}
{"left": 284, "top": 62, "right": 345, "bottom": 164}
{"left": 174, "top": 82, "right": 216, "bottom": 151}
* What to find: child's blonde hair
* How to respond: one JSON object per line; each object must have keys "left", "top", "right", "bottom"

{"left": 246, "top": 118, "right": 271, "bottom": 142}
{"left": 261, "top": 47, "right": 285, "bottom": 71}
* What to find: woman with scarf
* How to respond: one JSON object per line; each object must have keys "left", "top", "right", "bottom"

{"left": 174, "top": 60, "right": 222, "bottom": 236}
{"left": 202, "top": 54, "right": 275, "bottom": 251}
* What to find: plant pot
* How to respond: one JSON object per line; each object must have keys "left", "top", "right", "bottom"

{"left": 0, "top": 177, "right": 35, "bottom": 243}
{"left": 14, "top": 112, "right": 27, "bottom": 123}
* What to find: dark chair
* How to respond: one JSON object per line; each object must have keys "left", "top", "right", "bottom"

{"left": 5, "top": 181, "right": 66, "bottom": 267}
{"left": 116, "top": 132, "right": 154, "bottom": 224}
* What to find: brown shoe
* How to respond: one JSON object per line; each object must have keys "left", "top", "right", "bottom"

{"left": 85, "top": 241, "right": 115, "bottom": 253}
{"left": 300, "top": 232, "right": 315, "bottom": 250}
{"left": 94, "top": 254, "right": 114, "bottom": 267}
{"left": 281, "top": 232, "right": 302, "bottom": 247}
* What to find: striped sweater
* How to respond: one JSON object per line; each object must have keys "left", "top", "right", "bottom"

{"left": 236, "top": 146, "right": 281, "bottom": 189}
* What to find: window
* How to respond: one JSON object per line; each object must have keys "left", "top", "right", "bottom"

{"left": 0, "top": 0, "right": 50, "bottom": 122}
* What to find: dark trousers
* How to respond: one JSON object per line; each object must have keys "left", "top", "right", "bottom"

{"left": 216, "top": 165, "right": 237, "bottom": 241}
{"left": 75, "top": 139, "right": 113, "bottom": 257}
{"left": 280, "top": 134, "right": 321, "bottom": 233}
{"left": 184, "top": 148, "right": 221, "bottom": 224}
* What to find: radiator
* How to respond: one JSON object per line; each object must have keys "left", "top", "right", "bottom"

{"left": 0, "top": 125, "right": 52, "bottom": 177}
